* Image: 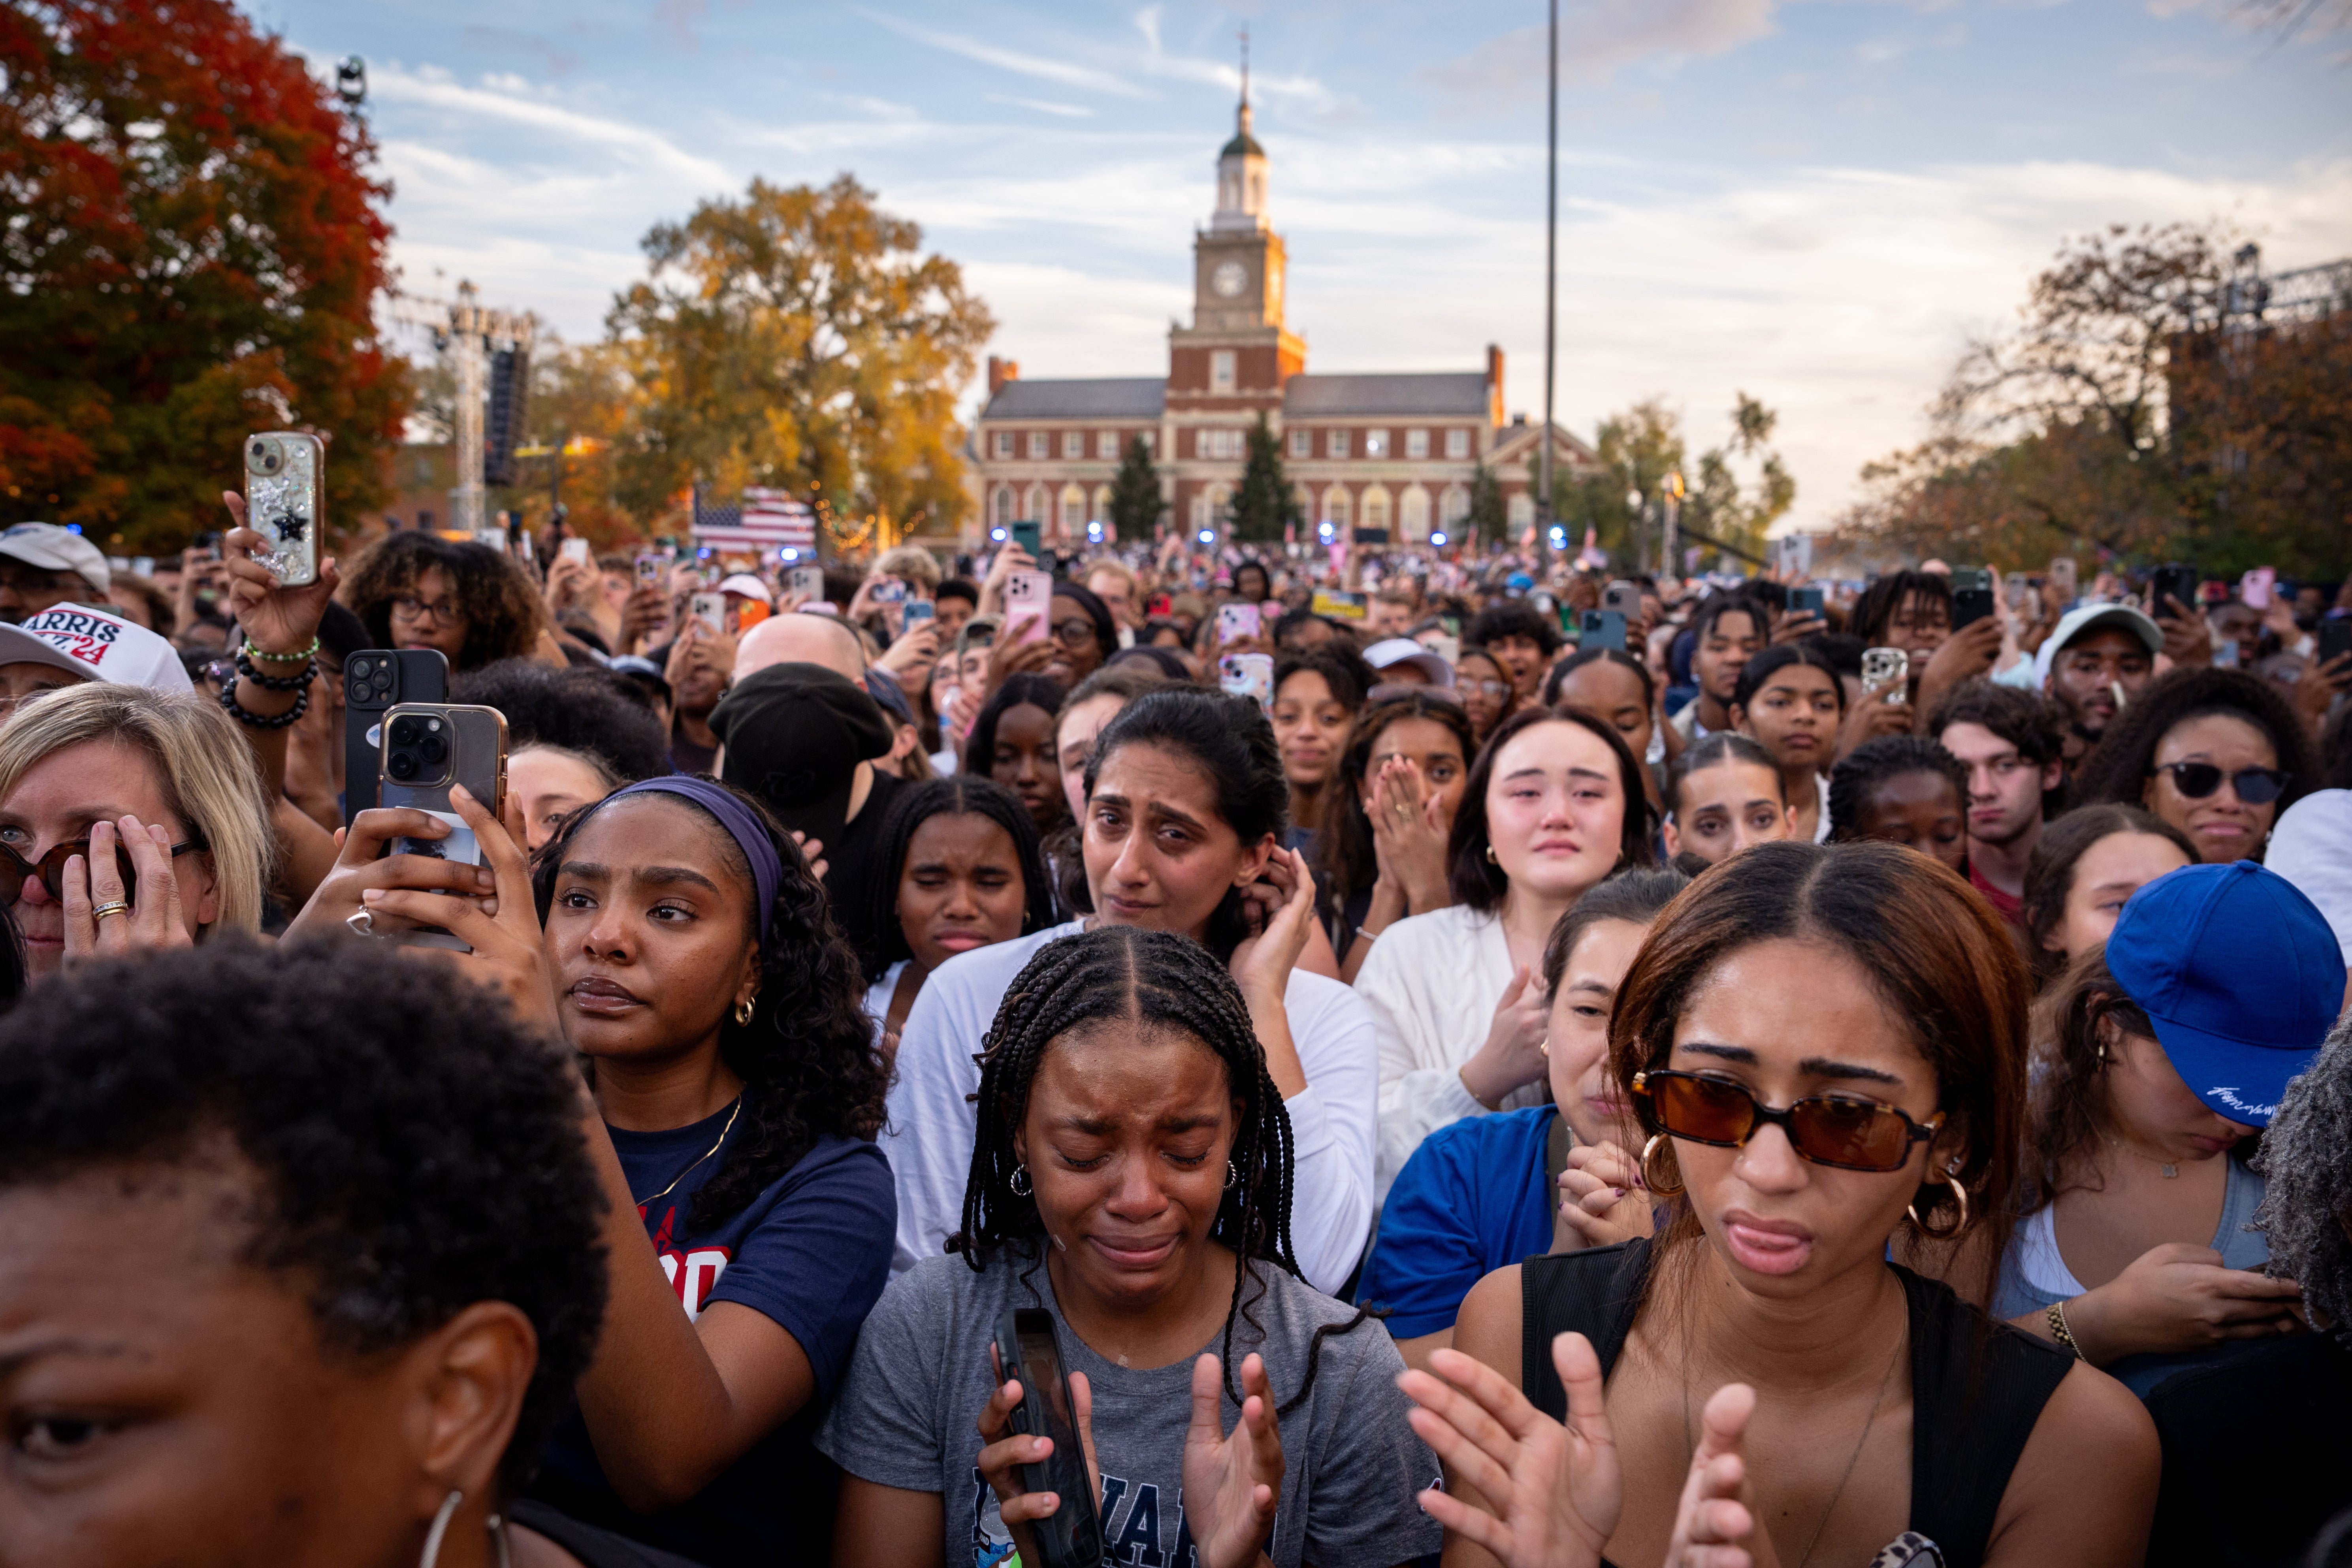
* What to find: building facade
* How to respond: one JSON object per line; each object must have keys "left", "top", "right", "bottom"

{"left": 970, "top": 94, "right": 1596, "bottom": 546}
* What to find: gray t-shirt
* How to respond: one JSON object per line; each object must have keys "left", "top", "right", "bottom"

{"left": 815, "top": 1247, "right": 1443, "bottom": 1568}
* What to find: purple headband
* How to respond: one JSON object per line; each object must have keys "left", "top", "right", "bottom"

{"left": 591, "top": 776, "right": 783, "bottom": 954}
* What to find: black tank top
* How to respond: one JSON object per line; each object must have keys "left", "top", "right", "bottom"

{"left": 1521, "top": 1239, "right": 2073, "bottom": 1568}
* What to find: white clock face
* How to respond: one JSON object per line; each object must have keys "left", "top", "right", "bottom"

{"left": 1211, "top": 260, "right": 1248, "bottom": 298}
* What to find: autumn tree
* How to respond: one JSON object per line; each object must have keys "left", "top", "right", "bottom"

{"left": 1107, "top": 433, "right": 1166, "bottom": 540}
{"left": 1467, "top": 461, "right": 1506, "bottom": 544}
{"left": 0, "top": 0, "right": 404, "bottom": 552}
{"left": 606, "top": 174, "right": 993, "bottom": 538}
{"left": 1229, "top": 412, "right": 1299, "bottom": 543}
{"left": 1565, "top": 396, "right": 1791, "bottom": 565}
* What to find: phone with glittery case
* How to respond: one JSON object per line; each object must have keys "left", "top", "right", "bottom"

{"left": 243, "top": 431, "right": 323, "bottom": 587}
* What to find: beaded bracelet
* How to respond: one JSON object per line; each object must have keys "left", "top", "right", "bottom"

{"left": 242, "top": 636, "right": 318, "bottom": 666}
{"left": 234, "top": 650, "right": 317, "bottom": 693}
{"left": 217, "top": 676, "right": 310, "bottom": 730}
{"left": 2046, "top": 1300, "right": 2083, "bottom": 1359}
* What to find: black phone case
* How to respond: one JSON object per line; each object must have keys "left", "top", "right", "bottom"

{"left": 342, "top": 649, "right": 450, "bottom": 823}
{"left": 2321, "top": 619, "right": 2352, "bottom": 665}
{"left": 2154, "top": 567, "right": 2200, "bottom": 617}
{"left": 992, "top": 1310, "right": 1102, "bottom": 1568}
{"left": 1951, "top": 589, "right": 1994, "bottom": 631}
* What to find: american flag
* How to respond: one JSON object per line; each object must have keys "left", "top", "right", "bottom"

{"left": 693, "top": 486, "right": 815, "bottom": 550}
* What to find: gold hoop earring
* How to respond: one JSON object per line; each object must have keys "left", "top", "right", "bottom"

{"left": 734, "top": 995, "right": 755, "bottom": 1026}
{"left": 1640, "top": 1132, "right": 1684, "bottom": 1198}
{"left": 1485, "top": 843, "right": 1499, "bottom": 864}
{"left": 1907, "top": 1177, "right": 1972, "bottom": 1239}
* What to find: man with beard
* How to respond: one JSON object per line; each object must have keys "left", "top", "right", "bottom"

{"left": 2004, "top": 602, "right": 2164, "bottom": 777}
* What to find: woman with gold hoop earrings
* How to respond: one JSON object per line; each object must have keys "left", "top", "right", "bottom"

{"left": 1399, "top": 841, "right": 2160, "bottom": 1567}
{"left": 1987, "top": 859, "right": 2336, "bottom": 1398}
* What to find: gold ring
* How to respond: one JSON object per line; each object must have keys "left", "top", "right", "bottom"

{"left": 90, "top": 900, "right": 132, "bottom": 921}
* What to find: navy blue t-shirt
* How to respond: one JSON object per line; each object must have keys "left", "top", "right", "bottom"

{"left": 1356, "top": 1105, "right": 1556, "bottom": 1338}
{"left": 531, "top": 1105, "right": 896, "bottom": 1568}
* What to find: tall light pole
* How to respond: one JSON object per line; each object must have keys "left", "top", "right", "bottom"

{"left": 1539, "top": 0, "right": 1557, "bottom": 544}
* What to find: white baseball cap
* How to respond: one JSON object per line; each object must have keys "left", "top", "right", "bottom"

{"left": 0, "top": 522, "right": 110, "bottom": 595}
{"left": 718, "top": 573, "right": 773, "bottom": 601}
{"left": 0, "top": 602, "right": 192, "bottom": 695}
{"left": 1363, "top": 636, "right": 1456, "bottom": 687}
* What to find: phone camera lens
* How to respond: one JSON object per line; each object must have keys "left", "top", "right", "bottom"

{"left": 418, "top": 735, "right": 447, "bottom": 765}
{"left": 387, "top": 752, "right": 418, "bottom": 781}
{"left": 388, "top": 717, "right": 423, "bottom": 746}
{"left": 349, "top": 657, "right": 372, "bottom": 678}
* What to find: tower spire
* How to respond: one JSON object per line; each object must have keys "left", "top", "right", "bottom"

{"left": 1237, "top": 25, "right": 1252, "bottom": 140}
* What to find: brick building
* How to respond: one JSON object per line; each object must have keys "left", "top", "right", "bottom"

{"left": 970, "top": 92, "right": 1596, "bottom": 546}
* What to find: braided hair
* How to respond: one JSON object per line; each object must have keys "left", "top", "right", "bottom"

{"left": 533, "top": 778, "right": 887, "bottom": 1231}
{"left": 955, "top": 925, "right": 1362, "bottom": 1413}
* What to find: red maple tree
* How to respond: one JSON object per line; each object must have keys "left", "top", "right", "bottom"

{"left": 0, "top": 0, "right": 406, "bottom": 552}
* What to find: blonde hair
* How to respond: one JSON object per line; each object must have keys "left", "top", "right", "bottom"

{"left": 0, "top": 685, "right": 275, "bottom": 936}
{"left": 1083, "top": 558, "right": 1137, "bottom": 597}
{"left": 875, "top": 545, "right": 943, "bottom": 591}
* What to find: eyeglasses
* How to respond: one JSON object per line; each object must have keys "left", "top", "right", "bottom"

{"left": 1051, "top": 618, "right": 1099, "bottom": 649}
{"left": 1631, "top": 1068, "right": 1942, "bottom": 1173}
{"left": 389, "top": 596, "right": 463, "bottom": 625}
{"left": 1466, "top": 680, "right": 1511, "bottom": 699}
{"left": 2153, "top": 762, "right": 2288, "bottom": 805}
{"left": 0, "top": 835, "right": 205, "bottom": 905}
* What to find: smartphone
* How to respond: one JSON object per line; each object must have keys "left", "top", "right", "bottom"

{"left": 2049, "top": 557, "right": 2078, "bottom": 602}
{"left": 1217, "top": 601, "right": 1262, "bottom": 644}
{"left": 1423, "top": 632, "right": 1461, "bottom": 666}
{"left": 1861, "top": 646, "right": 1910, "bottom": 705}
{"left": 1579, "top": 610, "right": 1627, "bottom": 653}
{"left": 343, "top": 649, "right": 449, "bottom": 824}
{"left": 690, "top": 591, "right": 727, "bottom": 636}
{"left": 1949, "top": 567, "right": 1995, "bottom": 631}
{"left": 2151, "top": 564, "right": 2198, "bottom": 619}
{"left": 1602, "top": 580, "right": 1639, "bottom": 616}
{"left": 2243, "top": 567, "right": 2277, "bottom": 610}
{"left": 1009, "top": 519, "right": 1042, "bottom": 558}
{"left": 473, "top": 528, "right": 508, "bottom": 555}
{"left": 902, "top": 599, "right": 936, "bottom": 627}
{"left": 1789, "top": 585, "right": 1825, "bottom": 617}
{"left": 242, "top": 431, "right": 323, "bottom": 588}
{"left": 634, "top": 551, "right": 667, "bottom": 586}
{"left": 1218, "top": 651, "right": 1274, "bottom": 709}
{"left": 377, "top": 703, "right": 510, "bottom": 953}
{"left": 2003, "top": 572, "right": 2030, "bottom": 610}
{"left": 560, "top": 537, "right": 591, "bottom": 566}
{"left": 1006, "top": 570, "right": 1054, "bottom": 645}
{"left": 790, "top": 565, "right": 825, "bottom": 602}
{"left": 992, "top": 1310, "right": 1104, "bottom": 1568}
{"left": 2320, "top": 618, "right": 2352, "bottom": 666}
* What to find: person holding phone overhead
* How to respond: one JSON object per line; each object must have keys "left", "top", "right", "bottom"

{"left": 821, "top": 926, "right": 1442, "bottom": 1568}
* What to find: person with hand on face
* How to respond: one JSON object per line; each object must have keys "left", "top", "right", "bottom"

{"left": 1668, "top": 595, "right": 1768, "bottom": 745}
{"left": 2070, "top": 668, "right": 2317, "bottom": 867}
{"left": 1272, "top": 647, "right": 1373, "bottom": 846}
{"left": 2020, "top": 805, "right": 2197, "bottom": 986}
{"left": 1316, "top": 694, "right": 1478, "bottom": 983}
{"left": 2002, "top": 605, "right": 2164, "bottom": 774}
{"left": 1729, "top": 643, "right": 1844, "bottom": 842}
{"left": 1405, "top": 841, "right": 2158, "bottom": 1568}
{"left": 1546, "top": 648, "right": 1668, "bottom": 817}
{"left": 862, "top": 776, "right": 1056, "bottom": 1046}
{"left": 822, "top": 926, "right": 1443, "bottom": 1568}
{"left": 1988, "top": 861, "right": 2341, "bottom": 1401}
{"left": 657, "top": 619, "right": 737, "bottom": 774}
{"left": 1660, "top": 733, "right": 1792, "bottom": 868}
{"left": 881, "top": 688, "right": 1381, "bottom": 1295}
{"left": 0, "top": 939, "right": 695, "bottom": 1568}
{"left": 966, "top": 673, "right": 1070, "bottom": 834}
{"left": 1931, "top": 681, "right": 2066, "bottom": 929}
{"left": 1829, "top": 734, "right": 1971, "bottom": 877}
{"left": 0, "top": 683, "right": 269, "bottom": 981}
{"left": 1361, "top": 870, "right": 1686, "bottom": 1374}
{"left": 1356, "top": 709, "right": 1652, "bottom": 1201}
{"left": 1457, "top": 647, "right": 1520, "bottom": 746}
{"left": 0, "top": 520, "right": 111, "bottom": 624}
{"left": 1469, "top": 602, "right": 1563, "bottom": 706}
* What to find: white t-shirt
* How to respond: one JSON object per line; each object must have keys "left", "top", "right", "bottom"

{"left": 1352, "top": 904, "right": 1542, "bottom": 1203}
{"left": 879, "top": 920, "right": 1379, "bottom": 1295}
{"left": 862, "top": 958, "right": 910, "bottom": 1042}
{"left": 2268, "top": 789, "right": 2352, "bottom": 966}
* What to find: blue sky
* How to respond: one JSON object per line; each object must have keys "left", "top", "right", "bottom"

{"left": 254, "top": 0, "right": 2352, "bottom": 525}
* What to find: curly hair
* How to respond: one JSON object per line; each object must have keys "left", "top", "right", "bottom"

{"left": 2253, "top": 1013, "right": 2352, "bottom": 1346}
{"left": 1314, "top": 691, "right": 1479, "bottom": 926}
{"left": 340, "top": 532, "right": 547, "bottom": 670}
{"left": 1828, "top": 734, "right": 1968, "bottom": 842}
{"left": 2069, "top": 667, "right": 2320, "bottom": 844}
{"left": 867, "top": 775, "right": 1058, "bottom": 981}
{"left": 533, "top": 779, "right": 888, "bottom": 1232}
{"left": 2018, "top": 805, "right": 2198, "bottom": 983}
{"left": 1851, "top": 570, "right": 1951, "bottom": 647}
{"left": 0, "top": 936, "right": 607, "bottom": 1491}
{"left": 1448, "top": 707, "right": 1656, "bottom": 913}
{"left": 1467, "top": 600, "right": 1562, "bottom": 658}
{"left": 955, "top": 926, "right": 1366, "bottom": 1413}
{"left": 453, "top": 658, "right": 674, "bottom": 783}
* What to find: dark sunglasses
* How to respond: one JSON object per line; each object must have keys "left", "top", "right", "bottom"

{"left": 2153, "top": 762, "right": 2288, "bottom": 805}
{"left": 1632, "top": 1068, "right": 1943, "bottom": 1173}
{"left": 0, "top": 836, "right": 204, "bottom": 906}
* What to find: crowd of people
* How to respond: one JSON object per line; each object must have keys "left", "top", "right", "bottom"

{"left": 4, "top": 503, "right": 2352, "bottom": 1568}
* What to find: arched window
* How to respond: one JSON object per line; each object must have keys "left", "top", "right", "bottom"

{"left": 1362, "top": 485, "right": 1392, "bottom": 533}
{"left": 1507, "top": 493, "right": 1536, "bottom": 529}
{"left": 1441, "top": 486, "right": 1470, "bottom": 525}
{"left": 1059, "top": 484, "right": 1086, "bottom": 535}
{"left": 1324, "top": 489, "right": 1350, "bottom": 527}
{"left": 992, "top": 486, "right": 1013, "bottom": 525}
{"left": 1400, "top": 486, "right": 1431, "bottom": 535}
{"left": 1024, "top": 482, "right": 1049, "bottom": 521}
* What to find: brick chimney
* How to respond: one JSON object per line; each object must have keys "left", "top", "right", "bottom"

{"left": 987, "top": 356, "right": 1020, "bottom": 397}
{"left": 1485, "top": 344, "right": 1505, "bottom": 426}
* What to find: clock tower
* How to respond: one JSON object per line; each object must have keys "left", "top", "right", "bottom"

{"left": 1169, "top": 82, "right": 1305, "bottom": 414}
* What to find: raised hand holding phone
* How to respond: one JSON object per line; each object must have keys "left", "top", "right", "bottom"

{"left": 976, "top": 1318, "right": 1104, "bottom": 1568}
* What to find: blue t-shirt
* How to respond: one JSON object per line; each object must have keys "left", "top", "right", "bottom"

{"left": 1357, "top": 1105, "right": 1557, "bottom": 1338}
{"left": 531, "top": 1105, "right": 896, "bottom": 1567}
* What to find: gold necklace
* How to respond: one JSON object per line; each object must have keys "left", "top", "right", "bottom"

{"left": 632, "top": 1097, "right": 743, "bottom": 1207}
{"left": 2106, "top": 1133, "right": 2180, "bottom": 1179}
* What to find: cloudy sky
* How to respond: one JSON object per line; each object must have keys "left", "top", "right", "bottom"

{"left": 256, "top": 0, "right": 2352, "bottom": 526}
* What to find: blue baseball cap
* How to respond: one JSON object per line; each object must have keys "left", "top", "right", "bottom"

{"left": 2106, "top": 860, "right": 2346, "bottom": 1127}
